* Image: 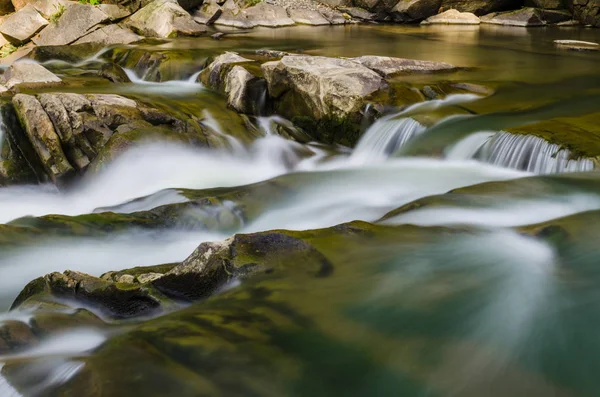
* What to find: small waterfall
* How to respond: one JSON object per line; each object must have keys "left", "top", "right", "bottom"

{"left": 351, "top": 117, "right": 425, "bottom": 164}
{"left": 476, "top": 131, "right": 595, "bottom": 174}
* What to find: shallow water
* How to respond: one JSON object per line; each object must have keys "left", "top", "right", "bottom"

{"left": 1, "top": 24, "right": 600, "bottom": 396}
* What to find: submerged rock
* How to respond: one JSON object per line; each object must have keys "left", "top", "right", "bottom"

{"left": 421, "top": 9, "right": 481, "bottom": 24}
{"left": 125, "top": 0, "right": 206, "bottom": 38}
{"left": 0, "top": 4, "right": 48, "bottom": 45}
{"left": 554, "top": 40, "right": 599, "bottom": 52}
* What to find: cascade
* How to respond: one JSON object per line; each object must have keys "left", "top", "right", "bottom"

{"left": 475, "top": 131, "right": 595, "bottom": 174}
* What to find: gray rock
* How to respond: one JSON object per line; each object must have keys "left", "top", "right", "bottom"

{"left": 481, "top": 8, "right": 546, "bottom": 26}
{"left": 33, "top": 3, "right": 110, "bottom": 46}
{"left": 99, "top": 62, "right": 132, "bottom": 83}
{"left": 319, "top": 7, "right": 348, "bottom": 24}
{"left": 72, "top": 24, "right": 142, "bottom": 45}
{"left": 125, "top": 0, "right": 206, "bottom": 38}
{"left": 288, "top": 8, "right": 330, "bottom": 25}
{"left": 225, "top": 65, "right": 258, "bottom": 113}
{"left": 29, "top": 0, "right": 70, "bottom": 19}
{"left": 262, "top": 55, "right": 386, "bottom": 120}
{"left": 439, "top": 0, "right": 522, "bottom": 15}
{"left": 97, "top": 4, "right": 132, "bottom": 20}
{"left": 243, "top": 2, "right": 295, "bottom": 27}
{"left": 539, "top": 8, "right": 572, "bottom": 24}
{"left": 351, "top": 55, "right": 457, "bottom": 77}
{"left": 421, "top": 9, "right": 481, "bottom": 24}
{"left": 12, "top": 94, "right": 75, "bottom": 183}
{"left": 0, "top": 5, "right": 48, "bottom": 45}
{"left": 392, "top": 0, "right": 442, "bottom": 22}
{"left": 338, "top": 6, "right": 376, "bottom": 20}
{"left": 136, "top": 272, "right": 164, "bottom": 284}
{"left": 193, "top": 1, "right": 222, "bottom": 24}
{"left": 2, "top": 62, "right": 62, "bottom": 91}
{"left": 199, "top": 52, "right": 255, "bottom": 90}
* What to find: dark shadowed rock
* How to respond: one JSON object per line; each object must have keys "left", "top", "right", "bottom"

{"left": 392, "top": 0, "right": 442, "bottom": 22}
{"left": 439, "top": 0, "right": 522, "bottom": 15}
{"left": 568, "top": 0, "right": 600, "bottom": 27}
{"left": 99, "top": 63, "right": 132, "bottom": 83}
{"left": 526, "top": 0, "right": 564, "bottom": 9}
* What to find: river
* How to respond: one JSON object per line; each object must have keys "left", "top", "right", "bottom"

{"left": 0, "top": 24, "right": 600, "bottom": 396}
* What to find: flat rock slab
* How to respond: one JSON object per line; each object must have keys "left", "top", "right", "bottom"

{"left": 288, "top": 8, "right": 330, "bottom": 26}
{"left": 351, "top": 55, "right": 457, "bottom": 77}
{"left": 33, "top": 3, "right": 110, "bottom": 46}
{"left": 97, "top": 4, "right": 132, "bottom": 21}
{"left": 73, "top": 24, "right": 141, "bottom": 45}
{"left": 422, "top": 9, "right": 481, "bottom": 24}
{"left": 262, "top": 55, "right": 386, "bottom": 119}
{"left": 481, "top": 8, "right": 545, "bottom": 26}
{"left": 125, "top": 0, "right": 206, "bottom": 38}
{"left": 554, "top": 39, "right": 599, "bottom": 52}
{"left": 243, "top": 2, "right": 295, "bottom": 27}
{"left": 2, "top": 62, "right": 62, "bottom": 91}
{"left": 0, "top": 4, "right": 48, "bottom": 44}
{"left": 29, "top": 0, "right": 70, "bottom": 19}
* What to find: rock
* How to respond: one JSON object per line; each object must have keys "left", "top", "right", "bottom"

{"left": 320, "top": 8, "right": 348, "bottom": 24}
{"left": 27, "top": 43, "right": 103, "bottom": 63}
{"left": 2, "top": 62, "right": 62, "bottom": 91}
{"left": 11, "top": 270, "right": 167, "bottom": 319}
{"left": 526, "top": 0, "right": 564, "bottom": 9}
{"left": 391, "top": 0, "right": 442, "bottom": 22}
{"left": 117, "top": 274, "right": 135, "bottom": 283}
{"left": 136, "top": 272, "right": 164, "bottom": 284}
{"left": 439, "top": 0, "right": 522, "bottom": 15}
{"left": 288, "top": 8, "right": 331, "bottom": 25}
{"left": 29, "top": 0, "right": 69, "bottom": 20}
{"left": 481, "top": 8, "right": 546, "bottom": 26}
{"left": 211, "top": 32, "right": 225, "bottom": 39}
{"left": 224, "top": 65, "right": 264, "bottom": 114}
{"left": 262, "top": 55, "right": 386, "bottom": 144}
{"left": 243, "top": 2, "right": 295, "bottom": 27}
{"left": 99, "top": 62, "right": 132, "bottom": 83}
{"left": 192, "top": 1, "right": 222, "bottom": 24}
{"left": 33, "top": 3, "right": 110, "bottom": 46}
{"left": 98, "top": 4, "right": 132, "bottom": 20}
{"left": 554, "top": 39, "right": 599, "bottom": 51}
{"left": 199, "top": 52, "right": 255, "bottom": 90}
{"left": 0, "top": 4, "right": 48, "bottom": 45}
{"left": 72, "top": 24, "right": 142, "bottom": 45}
{"left": 421, "top": 9, "right": 481, "bottom": 24}
{"left": 539, "top": 8, "right": 572, "bottom": 23}
{"left": 318, "top": 0, "right": 352, "bottom": 6}
{"left": 568, "top": 0, "right": 600, "bottom": 27}
{"left": 338, "top": 6, "right": 376, "bottom": 20}
{"left": 213, "top": 0, "right": 254, "bottom": 28}
{"left": 125, "top": 0, "right": 206, "bottom": 38}
{"left": 177, "top": 0, "right": 203, "bottom": 11}
{"left": 12, "top": 94, "right": 75, "bottom": 183}
{"left": 351, "top": 55, "right": 457, "bottom": 76}
{"left": 0, "top": 41, "right": 34, "bottom": 64}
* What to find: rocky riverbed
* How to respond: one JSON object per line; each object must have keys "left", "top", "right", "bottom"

{"left": 0, "top": 0, "right": 598, "bottom": 395}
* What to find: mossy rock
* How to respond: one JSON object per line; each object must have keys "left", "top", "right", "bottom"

{"left": 27, "top": 43, "right": 105, "bottom": 64}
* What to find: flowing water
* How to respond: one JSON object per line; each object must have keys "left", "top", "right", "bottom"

{"left": 0, "top": 24, "right": 600, "bottom": 396}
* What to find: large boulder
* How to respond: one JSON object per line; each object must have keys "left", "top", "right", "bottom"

{"left": 262, "top": 55, "right": 387, "bottom": 144}
{"left": 199, "top": 52, "right": 255, "bottom": 90}
{"left": 568, "top": 0, "right": 600, "bottom": 27}
{"left": 0, "top": 4, "right": 48, "bottom": 45}
{"left": 33, "top": 3, "right": 110, "bottom": 46}
{"left": 192, "top": 1, "right": 222, "bottom": 24}
{"left": 125, "top": 0, "right": 206, "bottom": 38}
{"left": 351, "top": 55, "right": 457, "bottom": 76}
{"left": 391, "top": 0, "right": 442, "bottom": 22}
{"left": 288, "top": 8, "right": 331, "bottom": 25}
{"left": 2, "top": 62, "right": 62, "bottom": 91}
{"left": 438, "top": 0, "right": 523, "bottom": 15}
{"left": 224, "top": 65, "right": 266, "bottom": 114}
{"left": 421, "top": 8, "right": 481, "bottom": 24}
